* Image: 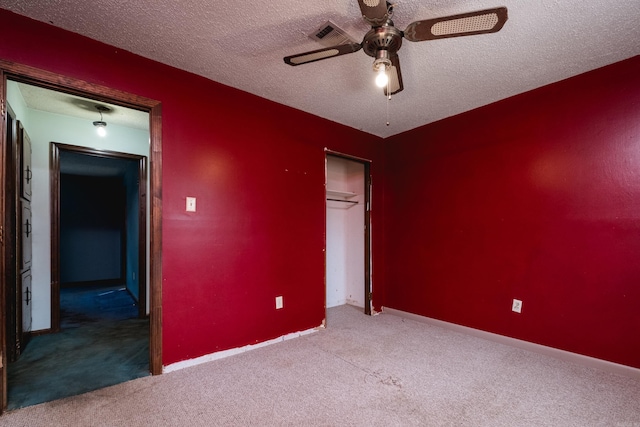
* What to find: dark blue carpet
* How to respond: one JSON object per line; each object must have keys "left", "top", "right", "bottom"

{"left": 60, "top": 285, "right": 139, "bottom": 328}
{"left": 7, "top": 285, "right": 149, "bottom": 410}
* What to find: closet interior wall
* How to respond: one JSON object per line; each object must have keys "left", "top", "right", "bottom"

{"left": 326, "top": 156, "right": 365, "bottom": 309}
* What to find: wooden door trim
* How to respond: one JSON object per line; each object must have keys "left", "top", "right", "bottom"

{"left": 0, "top": 60, "right": 163, "bottom": 416}
{"left": 0, "top": 69, "right": 5, "bottom": 411}
{"left": 50, "top": 143, "right": 148, "bottom": 327}
{"left": 324, "top": 149, "right": 372, "bottom": 164}
{"left": 137, "top": 156, "right": 148, "bottom": 319}
{"left": 0, "top": 90, "right": 15, "bottom": 411}
{"left": 363, "top": 161, "right": 372, "bottom": 316}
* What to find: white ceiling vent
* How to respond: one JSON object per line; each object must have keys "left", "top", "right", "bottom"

{"left": 308, "top": 21, "right": 357, "bottom": 47}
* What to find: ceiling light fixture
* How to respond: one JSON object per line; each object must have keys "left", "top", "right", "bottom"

{"left": 373, "top": 51, "right": 391, "bottom": 89}
{"left": 375, "top": 63, "right": 388, "bottom": 88}
{"left": 93, "top": 105, "right": 110, "bottom": 137}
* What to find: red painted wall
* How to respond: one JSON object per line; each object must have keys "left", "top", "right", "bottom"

{"left": 384, "top": 56, "right": 640, "bottom": 368}
{"left": 3, "top": 8, "right": 637, "bottom": 370}
{"left": 0, "top": 10, "right": 384, "bottom": 365}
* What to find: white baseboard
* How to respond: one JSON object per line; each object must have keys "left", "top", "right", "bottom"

{"left": 383, "top": 307, "right": 640, "bottom": 380}
{"left": 163, "top": 326, "right": 321, "bottom": 373}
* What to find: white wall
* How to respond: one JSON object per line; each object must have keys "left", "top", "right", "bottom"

{"left": 326, "top": 157, "right": 365, "bottom": 309}
{"left": 6, "top": 81, "right": 29, "bottom": 126}
{"left": 6, "top": 82, "right": 150, "bottom": 331}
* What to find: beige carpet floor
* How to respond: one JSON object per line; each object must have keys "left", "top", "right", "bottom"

{"left": 2, "top": 304, "right": 639, "bottom": 426}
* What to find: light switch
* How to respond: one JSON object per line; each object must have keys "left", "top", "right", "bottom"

{"left": 186, "top": 197, "right": 196, "bottom": 212}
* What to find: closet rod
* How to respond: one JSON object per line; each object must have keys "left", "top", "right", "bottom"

{"left": 326, "top": 198, "right": 359, "bottom": 204}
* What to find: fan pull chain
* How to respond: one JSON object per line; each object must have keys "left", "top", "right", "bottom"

{"left": 386, "top": 96, "right": 390, "bottom": 126}
{"left": 386, "top": 81, "right": 391, "bottom": 126}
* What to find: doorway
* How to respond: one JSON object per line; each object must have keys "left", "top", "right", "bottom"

{"left": 51, "top": 144, "right": 148, "bottom": 330}
{"left": 0, "top": 62, "right": 163, "bottom": 413}
{"left": 325, "top": 152, "right": 372, "bottom": 316}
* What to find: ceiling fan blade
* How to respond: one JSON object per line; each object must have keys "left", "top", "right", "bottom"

{"left": 357, "top": 0, "right": 389, "bottom": 26}
{"left": 284, "top": 43, "right": 362, "bottom": 66}
{"left": 404, "top": 7, "right": 508, "bottom": 42}
{"left": 384, "top": 54, "right": 403, "bottom": 96}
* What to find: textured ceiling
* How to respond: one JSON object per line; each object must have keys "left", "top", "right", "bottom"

{"left": 2, "top": 0, "right": 639, "bottom": 138}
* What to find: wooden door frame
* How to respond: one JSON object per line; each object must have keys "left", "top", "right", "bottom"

{"left": 50, "top": 143, "right": 148, "bottom": 326}
{"left": 324, "top": 150, "right": 373, "bottom": 316}
{"left": 0, "top": 60, "right": 163, "bottom": 413}
{"left": 2, "top": 102, "right": 18, "bottom": 368}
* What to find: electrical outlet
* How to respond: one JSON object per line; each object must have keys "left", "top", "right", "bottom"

{"left": 512, "top": 299, "right": 522, "bottom": 313}
{"left": 275, "top": 296, "right": 283, "bottom": 310}
{"left": 186, "top": 197, "right": 196, "bottom": 212}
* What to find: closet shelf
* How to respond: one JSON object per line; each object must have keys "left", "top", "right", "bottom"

{"left": 327, "top": 198, "right": 359, "bottom": 205}
{"left": 326, "top": 189, "right": 359, "bottom": 206}
{"left": 326, "top": 189, "right": 357, "bottom": 199}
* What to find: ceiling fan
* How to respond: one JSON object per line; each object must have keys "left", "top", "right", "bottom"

{"left": 284, "top": 2, "right": 508, "bottom": 96}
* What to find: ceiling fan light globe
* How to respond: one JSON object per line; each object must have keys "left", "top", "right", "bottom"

{"left": 375, "top": 66, "right": 388, "bottom": 88}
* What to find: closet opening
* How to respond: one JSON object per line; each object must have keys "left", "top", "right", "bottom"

{"left": 325, "top": 152, "right": 372, "bottom": 316}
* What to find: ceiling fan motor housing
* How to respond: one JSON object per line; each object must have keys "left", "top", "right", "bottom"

{"left": 362, "top": 21, "right": 403, "bottom": 58}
